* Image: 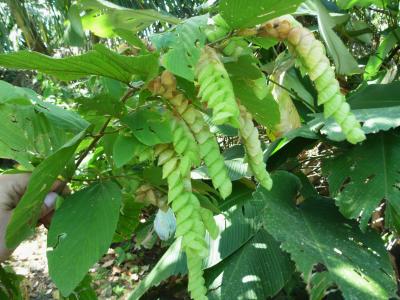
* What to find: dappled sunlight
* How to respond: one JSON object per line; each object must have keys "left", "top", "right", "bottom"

{"left": 331, "top": 264, "right": 388, "bottom": 299}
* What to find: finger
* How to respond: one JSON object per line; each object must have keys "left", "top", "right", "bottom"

{"left": 39, "top": 192, "right": 58, "bottom": 219}
{"left": 0, "top": 174, "right": 31, "bottom": 210}
{"left": 0, "top": 211, "right": 13, "bottom": 262}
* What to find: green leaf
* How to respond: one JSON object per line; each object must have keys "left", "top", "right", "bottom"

{"left": 112, "top": 134, "right": 138, "bottom": 168}
{"left": 113, "top": 29, "right": 148, "bottom": 53}
{"left": 0, "top": 81, "right": 89, "bottom": 167}
{"left": 309, "top": 272, "right": 334, "bottom": 300}
{"left": 80, "top": 0, "right": 180, "bottom": 38}
{"left": 0, "top": 266, "right": 24, "bottom": 300}
{"left": 348, "top": 81, "right": 400, "bottom": 109}
{"left": 113, "top": 194, "right": 142, "bottom": 243}
{"left": 162, "top": 15, "right": 208, "bottom": 81}
{"left": 312, "top": 105, "right": 400, "bottom": 141}
{"left": 192, "top": 158, "right": 249, "bottom": 181}
{"left": 205, "top": 229, "right": 292, "bottom": 299}
{"left": 232, "top": 77, "right": 280, "bottom": 129}
{"left": 76, "top": 93, "right": 125, "bottom": 117}
{"left": 127, "top": 238, "right": 186, "bottom": 300}
{"left": 64, "top": 4, "right": 85, "bottom": 47}
{"left": 219, "top": 0, "right": 304, "bottom": 29}
{"left": 283, "top": 68, "right": 315, "bottom": 108}
{"left": 121, "top": 107, "right": 173, "bottom": 146}
{"left": 336, "top": 0, "right": 387, "bottom": 9}
{"left": 322, "top": 131, "right": 400, "bottom": 231}
{"left": 307, "top": 0, "right": 361, "bottom": 75}
{"left": 364, "top": 28, "right": 400, "bottom": 80}
{"left": 0, "top": 80, "right": 39, "bottom": 104}
{"left": 225, "top": 55, "right": 263, "bottom": 80}
{"left": 254, "top": 171, "right": 397, "bottom": 300}
{"left": 6, "top": 130, "right": 87, "bottom": 249}
{"left": 62, "top": 274, "right": 98, "bottom": 300}
{"left": 47, "top": 181, "right": 122, "bottom": 296}
{"left": 0, "top": 45, "right": 159, "bottom": 83}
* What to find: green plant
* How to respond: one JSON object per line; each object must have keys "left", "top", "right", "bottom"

{"left": 0, "top": 0, "right": 400, "bottom": 299}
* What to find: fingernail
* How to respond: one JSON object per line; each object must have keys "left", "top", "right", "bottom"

{"left": 44, "top": 192, "right": 58, "bottom": 208}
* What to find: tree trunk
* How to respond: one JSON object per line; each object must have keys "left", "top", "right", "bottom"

{"left": 6, "top": 0, "right": 49, "bottom": 54}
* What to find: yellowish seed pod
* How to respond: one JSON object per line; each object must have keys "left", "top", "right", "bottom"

{"left": 238, "top": 104, "right": 273, "bottom": 190}
{"left": 195, "top": 46, "right": 240, "bottom": 128}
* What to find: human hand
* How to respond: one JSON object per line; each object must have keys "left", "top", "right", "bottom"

{"left": 0, "top": 174, "right": 63, "bottom": 262}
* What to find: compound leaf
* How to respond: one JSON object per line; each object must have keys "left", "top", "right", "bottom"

{"left": 323, "top": 131, "right": 400, "bottom": 231}
{"left": 254, "top": 171, "right": 397, "bottom": 300}
{"left": 0, "top": 45, "right": 159, "bottom": 83}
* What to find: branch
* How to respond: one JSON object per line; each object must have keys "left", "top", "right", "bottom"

{"left": 55, "top": 88, "right": 135, "bottom": 193}
{"left": 74, "top": 88, "right": 135, "bottom": 169}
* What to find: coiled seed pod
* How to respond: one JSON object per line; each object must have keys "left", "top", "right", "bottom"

{"left": 170, "top": 116, "right": 201, "bottom": 168}
{"left": 150, "top": 71, "right": 233, "bottom": 199}
{"left": 186, "top": 248, "right": 208, "bottom": 300}
{"left": 155, "top": 144, "right": 209, "bottom": 255}
{"left": 195, "top": 46, "right": 240, "bottom": 128}
{"left": 204, "top": 14, "right": 230, "bottom": 42}
{"left": 238, "top": 104, "right": 273, "bottom": 190}
{"left": 155, "top": 144, "right": 212, "bottom": 300}
{"left": 223, "top": 38, "right": 250, "bottom": 57}
{"left": 195, "top": 126, "right": 233, "bottom": 199}
{"left": 199, "top": 207, "right": 219, "bottom": 239}
{"left": 260, "top": 17, "right": 365, "bottom": 144}
{"left": 135, "top": 184, "right": 167, "bottom": 210}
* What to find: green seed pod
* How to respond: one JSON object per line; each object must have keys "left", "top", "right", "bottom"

{"left": 171, "top": 116, "right": 201, "bottom": 167}
{"left": 155, "top": 144, "right": 217, "bottom": 300}
{"left": 238, "top": 104, "right": 273, "bottom": 190}
{"left": 223, "top": 38, "right": 250, "bottom": 57}
{"left": 195, "top": 46, "right": 240, "bottom": 128}
{"left": 199, "top": 207, "right": 219, "bottom": 239}
{"left": 186, "top": 249, "right": 208, "bottom": 300}
{"left": 156, "top": 71, "right": 233, "bottom": 200}
{"left": 205, "top": 14, "right": 230, "bottom": 42}
{"left": 280, "top": 22, "right": 366, "bottom": 144}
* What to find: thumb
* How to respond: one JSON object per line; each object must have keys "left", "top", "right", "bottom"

{"left": 40, "top": 192, "right": 58, "bottom": 219}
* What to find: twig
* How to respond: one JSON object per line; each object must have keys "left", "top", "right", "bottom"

{"left": 55, "top": 88, "right": 135, "bottom": 193}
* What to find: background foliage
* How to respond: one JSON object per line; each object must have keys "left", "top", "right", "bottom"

{"left": 1, "top": 0, "right": 400, "bottom": 299}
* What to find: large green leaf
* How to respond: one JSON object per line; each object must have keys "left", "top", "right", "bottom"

{"left": 348, "top": 81, "right": 400, "bottom": 108}
{"left": 219, "top": 0, "right": 304, "bottom": 29}
{"left": 253, "top": 171, "right": 397, "bottom": 300}
{"left": 47, "top": 181, "right": 122, "bottom": 296}
{"left": 313, "top": 104, "right": 400, "bottom": 141}
{"left": 364, "top": 28, "right": 400, "bottom": 80}
{"left": 162, "top": 15, "right": 208, "bottom": 81}
{"left": 306, "top": 0, "right": 361, "bottom": 75}
{"left": 0, "top": 45, "right": 159, "bottom": 83}
{"left": 322, "top": 131, "right": 400, "bottom": 231}
{"left": 205, "top": 229, "right": 292, "bottom": 300}
{"left": 336, "top": 0, "right": 387, "bottom": 8}
{"left": 80, "top": 0, "right": 180, "bottom": 38}
{"left": 0, "top": 81, "right": 89, "bottom": 168}
{"left": 5, "top": 130, "right": 87, "bottom": 249}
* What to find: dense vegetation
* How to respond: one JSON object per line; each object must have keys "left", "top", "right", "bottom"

{"left": 1, "top": 0, "right": 400, "bottom": 299}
